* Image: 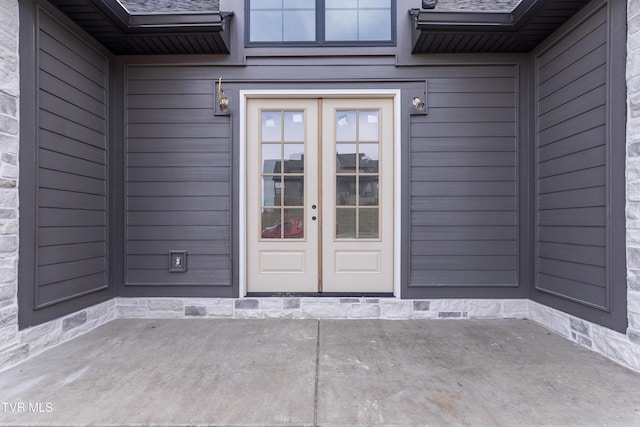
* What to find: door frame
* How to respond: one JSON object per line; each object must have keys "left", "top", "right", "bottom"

{"left": 239, "top": 90, "right": 402, "bottom": 297}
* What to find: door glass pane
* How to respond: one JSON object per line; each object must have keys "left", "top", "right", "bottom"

{"left": 283, "top": 209, "right": 304, "bottom": 239}
{"left": 262, "top": 176, "right": 281, "bottom": 207}
{"left": 336, "top": 176, "right": 356, "bottom": 206}
{"left": 359, "top": 176, "right": 379, "bottom": 206}
{"left": 358, "top": 111, "right": 379, "bottom": 141}
{"left": 359, "top": 143, "right": 379, "bottom": 173}
{"left": 284, "top": 176, "right": 304, "bottom": 206}
{"left": 335, "top": 110, "right": 357, "bottom": 141}
{"left": 261, "top": 208, "right": 282, "bottom": 239}
{"left": 261, "top": 111, "right": 282, "bottom": 141}
{"left": 359, "top": 208, "right": 379, "bottom": 239}
{"left": 262, "top": 144, "right": 281, "bottom": 173}
{"left": 284, "top": 111, "right": 305, "bottom": 141}
{"left": 336, "top": 143, "right": 357, "bottom": 173}
{"left": 336, "top": 208, "right": 356, "bottom": 239}
{"left": 283, "top": 144, "right": 304, "bottom": 173}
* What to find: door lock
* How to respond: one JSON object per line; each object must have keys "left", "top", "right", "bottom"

{"left": 312, "top": 204, "right": 317, "bottom": 209}
{"left": 312, "top": 216, "right": 317, "bottom": 221}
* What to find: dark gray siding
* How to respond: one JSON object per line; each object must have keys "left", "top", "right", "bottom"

{"left": 532, "top": 0, "right": 626, "bottom": 331}
{"left": 19, "top": 0, "right": 113, "bottom": 328}
{"left": 407, "top": 66, "right": 519, "bottom": 292}
{"left": 122, "top": 67, "right": 233, "bottom": 294}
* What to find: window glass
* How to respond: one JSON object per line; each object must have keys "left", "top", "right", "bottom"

{"left": 248, "top": 0, "right": 392, "bottom": 44}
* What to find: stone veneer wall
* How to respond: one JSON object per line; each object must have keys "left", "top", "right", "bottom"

{"left": 0, "top": 0, "right": 21, "bottom": 369}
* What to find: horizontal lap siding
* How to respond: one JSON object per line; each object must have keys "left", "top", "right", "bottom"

{"left": 125, "top": 70, "right": 232, "bottom": 286}
{"left": 535, "top": 5, "right": 608, "bottom": 309}
{"left": 409, "top": 68, "right": 518, "bottom": 287}
{"left": 36, "top": 10, "right": 108, "bottom": 308}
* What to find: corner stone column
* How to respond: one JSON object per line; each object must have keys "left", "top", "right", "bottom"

{"left": 627, "top": 0, "right": 640, "bottom": 343}
{"left": 0, "top": 0, "right": 21, "bottom": 359}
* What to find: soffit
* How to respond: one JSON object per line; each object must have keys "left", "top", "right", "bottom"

{"left": 410, "top": 0, "right": 591, "bottom": 53}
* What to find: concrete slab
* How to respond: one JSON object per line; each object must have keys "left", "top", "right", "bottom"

{"left": 0, "top": 319, "right": 639, "bottom": 426}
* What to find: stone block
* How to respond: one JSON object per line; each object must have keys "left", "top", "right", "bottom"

{"left": 235, "top": 299, "right": 259, "bottom": 309}
{"left": 570, "top": 318, "right": 591, "bottom": 336}
{"left": 429, "top": 299, "right": 469, "bottom": 312}
{"left": 468, "top": 300, "right": 501, "bottom": 318}
{"left": 340, "top": 298, "right": 360, "bottom": 303}
{"left": 147, "top": 299, "right": 183, "bottom": 312}
{"left": 349, "top": 304, "right": 380, "bottom": 319}
{"left": 207, "top": 305, "right": 233, "bottom": 317}
{"left": 116, "top": 305, "right": 148, "bottom": 318}
{"left": 0, "top": 305, "right": 17, "bottom": 328}
{"left": 264, "top": 310, "right": 305, "bottom": 319}
{"left": 20, "top": 320, "right": 59, "bottom": 343}
{"left": 575, "top": 334, "right": 593, "bottom": 348}
{"left": 0, "top": 282, "right": 15, "bottom": 302}
{"left": 628, "top": 328, "right": 640, "bottom": 345}
{"left": 592, "top": 328, "right": 640, "bottom": 372}
{"left": 379, "top": 301, "right": 411, "bottom": 319}
{"left": 628, "top": 290, "right": 640, "bottom": 314}
{"left": 503, "top": 300, "right": 529, "bottom": 318}
{"left": 185, "top": 306, "right": 207, "bottom": 317}
{"left": 438, "top": 311, "right": 464, "bottom": 318}
{"left": 283, "top": 298, "right": 300, "bottom": 309}
{"left": 234, "top": 309, "right": 265, "bottom": 319}
{"left": 0, "top": 235, "right": 17, "bottom": 253}
{"left": 0, "top": 343, "right": 28, "bottom": 369}
{"left": 259, "top": 298, "right": 282, "bottom": 309}
{"left": 301, "top": 303, "right": 349, "bottom": 319}
{"left": 62, "top": 311, "right": 87, "bottom": 332}
{"left": 412, "top": 300, "right": 430, "bottom": 311}
{"left": 529, "top": 303, "right": 571, "bottom": 337}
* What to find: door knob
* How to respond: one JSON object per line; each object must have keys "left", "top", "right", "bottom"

{"left": 312, "top": 205, "right": 317, "bottom": 209}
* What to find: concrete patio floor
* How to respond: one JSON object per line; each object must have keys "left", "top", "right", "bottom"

{"left": 0, "top": 319, "right": 640, "bottom": 426}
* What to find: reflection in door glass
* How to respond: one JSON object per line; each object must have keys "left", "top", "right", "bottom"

{"left": 262, "top": 111, "right": 282, "bottom": 142}
{"left": 335, "top": 109, "right": 381, "bottom": 239}
{"left": 260, "top": 109, "right": 306, "bottom": 240}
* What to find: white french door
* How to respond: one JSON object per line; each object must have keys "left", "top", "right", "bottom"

{"left": 246, "top": 97, "right": 394, "bottom": 293}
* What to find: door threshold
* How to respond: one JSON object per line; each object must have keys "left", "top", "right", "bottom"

{"left": 246, "top": 292, "right": 395, "bottom": 298}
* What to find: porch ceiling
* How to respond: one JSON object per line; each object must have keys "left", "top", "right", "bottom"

{"left": 410, "top": 0, "right": 590, "bottom": 53}
{"left": 47, "top": 0, "right": 232, "bottom": 55}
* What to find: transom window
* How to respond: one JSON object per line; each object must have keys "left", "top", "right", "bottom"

{"left": 247, "top": 0, "right": 394, "bottom": 45}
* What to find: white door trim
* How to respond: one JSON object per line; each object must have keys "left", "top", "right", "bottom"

{"left": 239, "top": 89, "right": 402, "bottom": 298}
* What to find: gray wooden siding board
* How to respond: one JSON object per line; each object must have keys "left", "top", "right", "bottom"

{"left": 538, "top": 85, "right": 606, "bottom": 130}
{"left": 425, "top": 93, "right": 516, "bottom": 109}
{"left": 127, "top": 138, "right": 230, "bottom": 153}
{"left": 126, "top": 270, "right": 231, "bottom": 285}
{"left": 538, "top": 145, "right": 606, "bottom": 177}
{"left": 127, "top": 196, "right": 229, "bottom": 211}
{"left": 537, "top": 107, "right": 606, "bottom": 146}
{"left": 39, "top": 129, "right": 106, "bottom": 162}
{"left": 127, "top": 182, "right": 230, "bottom": 197}
{"left": 411, "top": 152, "right": 516, "bottom": 167}
{"left": 538, "top": 186, "right": 606, "bottom": 209}
{"left": 538, "top": 64, "right": 606, "bottom": 109}
{"left": 410, "top": 181, "right": 516, "bottom": 197}
{"left": 39, "top": 242, "right": 106, "bottom": 266}
{"left": 127, "top": 240, "right": 231, "bottom": 255}
{"left": 39, "top": 110, "right": 106, "bottom": 151}
{"left": 538, "top": 258, "right": 605, "bottom": 287}
{"left": 127, "top": 226, "right": 228, "bottom": 240}
{"left": 39, "top": 208, "right": 106, "bottom": 227}
{"left": 127, "top": 211, "right": 230, "bottom": 226}
{"left": 417, "top": 108, "right": 516, "bottom": 123}
{"left": 538, "top": 242, "right": 606, "bottom": 267}
{"left": 127, "top": 254, "right": 230, "bottom": 270}
{"left": 410, "top": 240, "right": 517, "bottom": 256}
{"left": 538, "top": 226, "right": 606, "bottom": 246}
{"left": 538, "top": 207, "right": 606, "bottom": 226}
{"left": 39, "top": 226, "right": 106, "bottom": 246}
{"left": 411, "top": 226, "right": 517, "bottom": 241}
{"left": 39, "top": 52, "right": 105, "bottom": 100}
{"left": 411, "top": 211, "right": 517, "bottom": 226}
{"left": 537, "top": 45, "right": 607, "bottom": 95}
{"left": 39, "top": 90, "right": 106, "bottom": 133}
{"left": 409, "top": 270, "right": 517, "bottom": 285}
{"left": 537, "top": 127, "right": 606, "bottom": 162}
{"left": 411, "top": 256, "right": 516, "bottom": 271}
{"left": 127, "top": 167, "right": 229, "bottom": 182}
{"left": 411, "top": 196, "right": 516, "bottom": 211}
{"left": 127, "top": 108, "right": 223, "bottom": 123}
{"left": 538, "top": 166, "right": 606, "bottom": 194}
{"left": 38, "top": 257, "right": 106, "bottom": 286}
{"left": 411, "top": 166, "right": 516, "bottom": 182}
{"left": 127, "top": 152, "right": 229, "bottom": 167}
{"left": 39, "top": 188, "right": 106, "bottom": 210}
{"left": 39, "top": 30, "right": 105, "bottom": 87}
{"left": 39, "top": 169, "right": 106, "bottom": 195}
{"left": 411, "top": 137, "right": 516, "bottom": 152}
{"left": 536, "top": 273, "right": 607, "bottom": 307}
{"left": 39, "top": 70, "right": 106, "bottom": 117}
{"left": 37, "top": 273, "right": 107, "bottom": 306}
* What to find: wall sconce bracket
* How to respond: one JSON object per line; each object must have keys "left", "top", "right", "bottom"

{"left": 410, "top": 81, "right": 428, "bottom": 115}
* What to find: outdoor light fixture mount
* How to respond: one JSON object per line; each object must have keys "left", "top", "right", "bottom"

{"left": 410, "top": 81, "right": 428, "bottom": 115}
{"left": 215, "top": 77, "right": 230, "bottom": 116}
